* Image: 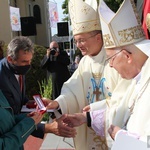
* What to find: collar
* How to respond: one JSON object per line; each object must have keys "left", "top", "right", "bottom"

{"left": 134, "top": 72, "right": 141, "bottom": 84}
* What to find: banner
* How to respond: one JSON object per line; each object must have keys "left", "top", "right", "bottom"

{"left": 49, "top": 1, "right": 59, "bottom": 28}
{"left": 10, "top": 6, "right": 21, "bottom": 31}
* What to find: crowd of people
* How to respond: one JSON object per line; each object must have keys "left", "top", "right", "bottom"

{"left": 0, "top": 0, "right": 150, "bottom": 150}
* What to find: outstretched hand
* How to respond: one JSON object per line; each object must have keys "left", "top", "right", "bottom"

{"left": 45, "top": 114, "right": 77, "bottom": 137}
{"left": 63, "top": 113, "right": 87, "bottom": 127}
{"left": 47, "top": 101, "right": 59, "bottom": 109}
{"left": 83, "top": 105, "right": 91, "bottom": 112}
{"left": 42, "top": 98, "right": 59, "bottom": 109}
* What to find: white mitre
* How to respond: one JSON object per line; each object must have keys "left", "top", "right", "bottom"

{"left": 69, "top": 0, "right": 101, "bottom": 35}
{"left": 99, "top": 0, "right": 150, "bottom": 56}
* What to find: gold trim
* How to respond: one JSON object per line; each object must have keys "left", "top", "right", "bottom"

{"left": 103, "top": 34, "right": 115, "bottom": 47}
{"left": 92, "top": 73, "right": 102, "bottom": 79}
{"left": 118, "top": 25, "right": 145, "bottom": 44}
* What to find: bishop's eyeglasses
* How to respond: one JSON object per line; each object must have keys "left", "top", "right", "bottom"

{"left": 106, "top": 49, "right": 132, "bottom": 64}
{"left": 73, "top": 34, "right": 98, "bottom": 45}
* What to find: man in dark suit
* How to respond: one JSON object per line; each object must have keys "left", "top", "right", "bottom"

{"left": 0, "top": 36, "right": 32, "bottom": 114}
{"left": 41, "top": 41, "right": 71, "bottom": 99}
{"left": 0, "top": 36, "right": 75, "bottom": 138}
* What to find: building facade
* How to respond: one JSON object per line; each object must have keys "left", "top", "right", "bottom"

{"left": 0, "top": 0, "right": 51, "bottom": 47}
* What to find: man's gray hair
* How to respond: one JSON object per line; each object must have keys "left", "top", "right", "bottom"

{"left": 7, "top": 36, "right": 34, "bottom": 60}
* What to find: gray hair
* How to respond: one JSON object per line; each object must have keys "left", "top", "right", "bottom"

{"left": 7, "top": 36, "right": 34, "bottom": 60}
{"left": 90, "top": 30, "right": 102, "bottom": 36}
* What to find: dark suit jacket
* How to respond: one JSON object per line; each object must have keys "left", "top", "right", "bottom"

{"left": 0, "top": 58, "right": 44, "bottom": 138}
{"left": 0, "top": 58, "right": 27, "bottom": 114}
{"left": 41, "top": 50, "right": 71, "bottom": 99}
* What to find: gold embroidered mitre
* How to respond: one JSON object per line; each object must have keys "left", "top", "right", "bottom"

{"left": 69, "top": 0, "right": 101, "bottom": 35}
{"left": 98, "top": 0, "right": 145, "bottom": 48}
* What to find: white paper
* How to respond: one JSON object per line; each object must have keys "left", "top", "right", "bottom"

{"left": 112, "top": 133, "right": 148, "bottom": 150}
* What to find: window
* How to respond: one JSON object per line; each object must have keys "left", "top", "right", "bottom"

{"left": 33, "top": 5, "right": 41, "bottom": 24}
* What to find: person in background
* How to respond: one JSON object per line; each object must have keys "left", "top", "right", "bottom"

{"left": 0, "top": 89, "right": 43, "bottom": 150}
{"left": 41, "top": 41, "right": 71, "bottom": 99}
{"left": 63, "top": 0, "right": 150, "bottom": 148}
{"left": 0, "top": 37, "right": 76, "bottom": 140}
{"left": 44, "top": 0, "right": 131, "bottom": 149}
{"left": 69, "top": 55, "right": 81, "bottom": 75}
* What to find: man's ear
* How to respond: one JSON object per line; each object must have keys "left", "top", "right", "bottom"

{"left": 7, "top": 56, "right": 13, "bottom": 63}
{"left": 122, "top": 50, "right": 132, "bottom": 63}
{"left": 96, "top": 33, "right": 102, "bottom": 41}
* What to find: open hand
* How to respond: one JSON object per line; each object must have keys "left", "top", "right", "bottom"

{"left": 45, "top": 115, "right": 76, "bottom": 137}
{"left": 83, "top": 105, "right": 90, "bottom": 112}
{"left": 108, "top": 125, "right": 121, "bottom": 140}
{"left": 63, "top": 113, "right": 87, "bottom": 127}
{"left": 46, "top": 101, "right": 59, "bottom": 109}
{"left": 41, "top": 97, "right": 52, "bottom": 106}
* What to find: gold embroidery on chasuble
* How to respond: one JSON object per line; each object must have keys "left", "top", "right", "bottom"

{"left": 87, "top": 128, "right": 108, "bottom": 150}
{"left": 87, "top": 72, "right": 109, "bottom": 149}
{"left": 86, "top": 58, "right": 109, "bottom": 149}
{"left": 92, "top": 73, "right": 102, "bottom": 102}
{"left": 86, "top": 58, "right": 107, "bottom": 104}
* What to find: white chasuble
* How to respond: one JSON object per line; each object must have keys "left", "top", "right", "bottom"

{"left": 109, "top": 58, "right": 150, "bottom": 147}
{"left": 126, "top": 58, "right": 150, "bottom": 142}
{"left": 56, "top": 47, "right": 131, "bottom": 150}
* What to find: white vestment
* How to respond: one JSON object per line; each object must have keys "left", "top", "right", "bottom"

{"left": 107, "top": 58, "right": 150, "bottom": 147}
{"left": 56, "top": 47, "right": 131, "bottom": 150}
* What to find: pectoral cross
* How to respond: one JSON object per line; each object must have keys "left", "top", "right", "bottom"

{"left": 93, "top": 86, "right": 101, "bottom": 101}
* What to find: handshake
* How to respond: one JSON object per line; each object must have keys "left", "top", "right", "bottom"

{"left": 26, "top": 96, "right": 87, "bottom": 138}
{"left": 41, "top": 97, "right": 87, "bottom": 127}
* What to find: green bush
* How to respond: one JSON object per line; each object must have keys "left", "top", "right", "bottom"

{"left": 38, "top": 76, "right": 52, "bottom": 99}
{"left": 26, "top": 45, "right": 47, "bottom": 99}
{"left": 26, "top": 45, "right": 53, "bottom": 122}
{"left": 38, "top": 76, "right": 53, "bottom": 122}
{"left": 104, "top": 0, "right": 124, "bottom": 12}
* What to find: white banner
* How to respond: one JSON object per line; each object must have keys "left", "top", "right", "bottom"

{"left": 49, "top": 1, "right": 59, "bottom": 28}
{"left": 10, "top": 6, "right": 21, "bottom": 31}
